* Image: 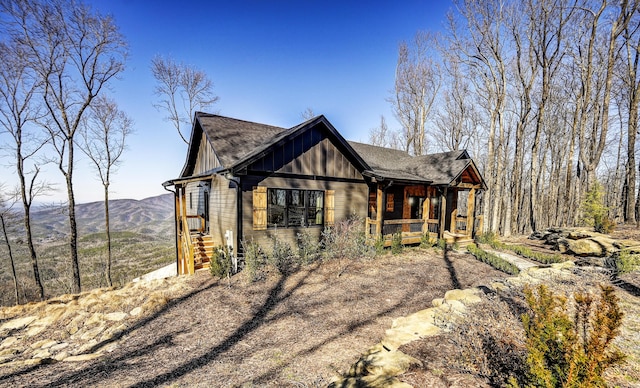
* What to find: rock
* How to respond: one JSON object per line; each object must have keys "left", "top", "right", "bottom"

{"left": 30, "top": 339, "right": 58, "bottom": 349}
{"left": 32, "top": 348, "right": 51, "bottom": 359}
{"left": 53, "top": 351, "right": 69, "bottom": 361}
{"left": 0, "top": 336, "right": 18, "bottom": 348}
{"left": 129, "top": 307, "right": 143, "bottom": 316}
{"left": 104, "top": 312, "right": 128, "bottom": 322}
{"left": 80, "top": 325, "right": 105, "bottom": 341}
{"left": 551, "top": 261, "right": 575, "bottom": 270}
{"left": 33, "top": 310, "right": 65, "bottom": 327}
{"left": 0, "top": 358, "right": 43, "bottom": 368}
{"left": 25, "top": 325, "right": 47, "bottom": 337}
{"left": 0, "top": 347, "right": 19, "bottom": 357}
{"left": 529, "top": 231, "right": 546, "bottom": 240}
{"left": 63, "top": 353, "right": 102, "bottom": 362}
{"left": 444, "top": 288, "right": 482, "bottom": 304}
{"left": 85, "top": 312, "right": 104, "bottom": 326}
{"left": 589, "top": 236, "right": 618, "bottom": 256}
{"left": 615, "top": 239, "right": 640, "bottom": 249}
{"left": 49, "top": 342, "right": 69, "bottom": 352}
{"left": 567, "top": 230, "right": 602, "bottom": 240}
{"left": 544, "top": 233, "right": 563, "bottom": 245}
{"left": 559, "top": 238, "right": 605, "bottom": 257}
{"left": 67, "top": 325, "right": 79, "bottom": 336}
{"left": 347, "top": 343, "right": 422, "bottom": 380}
{"left": 75, "top": 339, "right": 98, "bottom": 354}
{"left": 0, "top": 316, "right": 37, "bottom": 331}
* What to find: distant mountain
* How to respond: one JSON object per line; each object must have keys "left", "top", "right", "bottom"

{"left": 30, "top": 194, "right": 174, "bottom": 242}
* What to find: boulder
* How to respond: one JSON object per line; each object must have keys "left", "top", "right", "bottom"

{"left": 567, "top": 230, "right": 602, "bottom": 240}
{"left": 544, "top": 233, "right": 563, "bottom": 246}
{"left": 589, "top": 236, "right": 618, "bottom": 256}
{"left": 559, "top": 238, "right": 605, "bottom": 257}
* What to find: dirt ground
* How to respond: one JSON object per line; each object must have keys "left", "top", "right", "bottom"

{"left": 0, "top": 248, "right": 507, "bottom": 387}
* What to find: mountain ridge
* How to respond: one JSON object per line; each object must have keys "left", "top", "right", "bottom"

{"left": 30, "top": 193, "right": 174, "bottom": 241}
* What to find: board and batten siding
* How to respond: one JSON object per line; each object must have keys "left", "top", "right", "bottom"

{"left": 193, "top": 134, "right": 221, "bottom": 175}
{"left": 241, "top": 177, "right": 368, "bottom": 250}
{"left": 209, "top": 175, "right": 237, "bottom": 246}
{"left": 249, "top": 130, "right": 362, "bottom": 180}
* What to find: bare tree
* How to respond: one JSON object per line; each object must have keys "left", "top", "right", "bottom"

{"left": 79, "top": 96, "right": 132, "bottom": 287}
{"left": 368, "top": 115, "right": 402, "bottom": 149}
{"left": 450, "top": 0, "right": 511, "bottom": 233}
{"left": 1, "top": 0, "right": 128, "bottom": 293}
{"left": 390, "top": 31, "right": 442, "bottom": 155}
{"left": 301, "top": 107, "right": 316, "bottom": 120}
{"left": 0, "top": 37, "right": 48, "bottom": 300}
{"left": 619, "top": 12, "right": 640, "bottom": 223}
{"left": 0, "top": 187, "right": 20, "bottom": 305}
{"left": 434, "top": 52, "right": 475, "bottom": 152}
{"left": 152, "top": 56, "right": 219, "bottom": 144}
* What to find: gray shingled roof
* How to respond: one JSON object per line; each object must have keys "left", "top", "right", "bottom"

{"left": 173, "top": 113, "right": 481, "bottom": 188}
{"left": 348, "top": 141, "right": 475, "bottom": 185}
{"left": 197, "top": 113, "right": 288, "bottom": 168}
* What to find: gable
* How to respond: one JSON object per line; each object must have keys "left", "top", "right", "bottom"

{"left": 193, "top": 133, "right": 222, "bottom": 175}
{"left": 246, "top": 124, "right": 364, "bottom": 180}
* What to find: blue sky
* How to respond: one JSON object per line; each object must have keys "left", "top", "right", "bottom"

{"left": 16, "top": 0, "right": 454, "bottom": 203}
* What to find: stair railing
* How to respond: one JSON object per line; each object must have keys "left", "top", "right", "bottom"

{"left": 179, "top": 212, "right": 195, "bottom": 274}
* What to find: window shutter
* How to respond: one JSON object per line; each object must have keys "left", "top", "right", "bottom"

{"left": 253, "top": 186, "right": 267, "bottom": 230}
{"left": 325, "top": 190, "right": 335, "bottom": 226}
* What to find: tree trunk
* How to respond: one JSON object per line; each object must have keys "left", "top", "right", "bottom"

{"left": 17, "top": 141, "right": 44, "bottom": 300}
{"left": 66, "top": 141, "right": 81, "bottom": 294}
{"left": 104, "top": 185, "right": 112, "bottom": 287}
{"left": 1, "top": 214, "right": 19, "bottom": 305}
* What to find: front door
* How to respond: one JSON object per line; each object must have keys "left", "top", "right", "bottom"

{"left": 203, "top": 190, "right": 210, "bottom": 233}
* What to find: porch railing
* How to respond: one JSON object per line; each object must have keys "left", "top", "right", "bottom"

{"left": 179, "top": 213, "right": 195, "bottom": 275}
{"left": 455, "top": 216, "right": 468, "bottom": 233}
{"left": 365, "top": 217, "right": 440, "bottom": 245}
{"left": 186, "top": 215, "right": 205, "bottom": 233}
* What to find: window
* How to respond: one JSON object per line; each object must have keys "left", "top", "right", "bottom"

{"left": 267, "top": 189, "right": 324, "bottom": 227}
{"left": 386, "top": 193, "right": 394, "bottom": 212}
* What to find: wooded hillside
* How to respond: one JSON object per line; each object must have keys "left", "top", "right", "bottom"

{"left": 379, "top": 0, "right": 640, "bottom": 236}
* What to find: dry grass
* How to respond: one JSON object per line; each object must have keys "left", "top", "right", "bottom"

{"left": 4, "top": 237, "right": 638, "bottom": 387}
{"left": 398, "top": 234, "right": 640, "bottom": 388}
{"left": 0, "top": 247, "right": 507, "bottom": 387}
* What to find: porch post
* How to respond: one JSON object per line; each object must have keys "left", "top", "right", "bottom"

{"left": 450, "top": 206, "right": 457, "bottom": 234}
{"left": 466, "top": 188, "right": 476, "bottom": 238}
{"left": 439, "top": 187, "right": 447, "bottom": 239}
{"left": 422, "top": 196, "right": 430, "bottom": 235}
{"left": 180, "top": 186, "right": 194, "bottom": 275}
{"left": 376, "top": 183, "right": 383, "bottom": 237}
{"left": 175, "top": 186, "right": 183, "bottom": 275}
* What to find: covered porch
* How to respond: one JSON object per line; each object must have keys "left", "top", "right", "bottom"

{"left": 365, "top": 182, "right": 483, "bottom": 246}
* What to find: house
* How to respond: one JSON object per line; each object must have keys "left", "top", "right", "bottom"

{"left": 163, "top": 112, "right": 486, "bottom": 275}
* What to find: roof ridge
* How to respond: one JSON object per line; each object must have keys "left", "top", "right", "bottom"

{"left": 196, "top": 111, "right": 287, "bottom": 132}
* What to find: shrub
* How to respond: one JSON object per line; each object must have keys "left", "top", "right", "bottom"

{"left": 321, "top": 215, "right": 373, "bottom": 261}
{"left": 209, "top": 245, "right": 233, "bottom": 280}
{"left": 581, "top": 182, "right": 615, "bottom": 234}
{"left": 519, "top": 284, "right": 624, "bottom": 388}
{"left": 270, "top": 235, "right": 296, "bottom": 275}
{"left": 420, "top": 233, "right": 437, "bottom": 248}
{"left": 391, "top": 232, "right": 403, "bottom": 255}
{"left": 467, "top": 243, "right": 520, "bottom": 275}
{"left": 242, "top": 239, "right": 267, "bottom": 282}
{"left": 615, "top": 250, "right": 640, "bottom": 275}
{"left": 373, "top": 236, "right": 386, "bottom": 255}
{"left": 475, "top": 231, "right": 499, "bottom": 245}
{"left": 297, "top": 229, "right": 321, "bottom": 265}
{"left": 482, "top": 236, "right": 566, "bottom": 265}
{"left": 509, "top": 244, "right": 565, "bottom": 265}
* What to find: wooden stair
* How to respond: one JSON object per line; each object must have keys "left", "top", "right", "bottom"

{"left": 443, "top": 231, "right": 474, "bottom": 248}
{"left": 193, "top": 235, "right": 214, "bottom": 271}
